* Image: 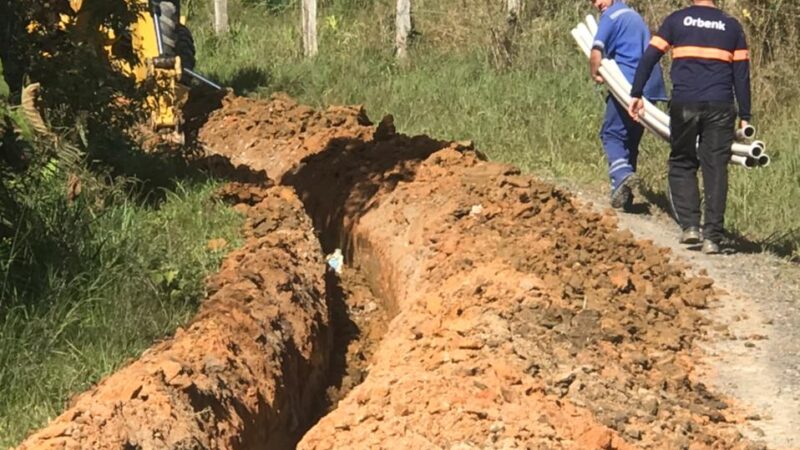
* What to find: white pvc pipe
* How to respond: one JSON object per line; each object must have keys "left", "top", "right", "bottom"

{"left": 602, "top": 65, "right": 669, "bottom": 139}
{"left": 730, "top": 154, "right": 757, "bottom": 169}
{"left": 574, "top": 25, "right": 660, "bottom": 139}
{"left": 752, "top": 140, "right": 766, "bottom": 152}
{"left": 580, "top": 17, "right": 671, "bottom": 129}
{"left": 575, "top": 23, "right": 594, "bottom": 55}
{"left": 575, "top": 23, "right": 669, "bottom": 134}
{"left": 603, "top": 59, "right": 670, "bottom": 127}
{"left": 586, "top": 15, "right": 598, "bottom": 36}
{"left": 758, "top": 154, "right": 770, "bottom": 167}
{"left": 574, "top": 25, "right": 670, "bottom": 139}
{"left": 604, "top": 67, "right": 670, "bottom": 139}
{"left": 735, "top": 125, "right": 756, "bottom": 142}
{"left": 571, "top": 27, "right": 591, "bottom": 58}
{"left": 732, "top": 142, "right": 763, "bottom": 158}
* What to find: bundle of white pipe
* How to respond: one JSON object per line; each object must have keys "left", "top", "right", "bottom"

{"left": 573, "top": 15, "right": 771, "bottom": 169}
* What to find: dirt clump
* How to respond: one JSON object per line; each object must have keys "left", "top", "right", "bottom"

{"left": 15, "top": 185, "right": 330, "bottom": 450}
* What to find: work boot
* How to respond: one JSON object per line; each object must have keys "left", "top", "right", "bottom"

{"left": 701, "top": 239, "right": 721, "bottom": 255}
{"left": 679, "top": 227, "right": 702, "bottom": 245}
{"left": 610, "top": 174, "right": 637, "bottom": 210}
{"left": 622, "top": 193, "right": 635, "bottom": 212}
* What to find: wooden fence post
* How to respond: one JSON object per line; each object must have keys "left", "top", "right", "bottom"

{"left": 302, "top": 0, "right": 318, "bottom": 57}
{"left": 395, "top": 0, "right": 412, "bottom": 60}
{"left": 491, "top": 0, "right": 522, "bottom": 70}
{"left": 214, "top": 0, "right": 229, "bottom": 35}
{"left": 507, "top": 0, "right": 521, "bottom": 21}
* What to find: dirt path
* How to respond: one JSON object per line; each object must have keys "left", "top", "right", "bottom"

{"left": 569, "top": 186, "right": 800, "bottom": 449}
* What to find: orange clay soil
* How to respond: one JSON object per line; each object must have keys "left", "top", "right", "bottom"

{"left": 16, "top": 94, "right": 757, "bottom": 449}
{"left": 15, "top": 185, "right": 331, "bottom": 450}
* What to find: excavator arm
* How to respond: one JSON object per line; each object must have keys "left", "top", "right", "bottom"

{"left": 29, "top": 0, "right": 219, "bottom": 144}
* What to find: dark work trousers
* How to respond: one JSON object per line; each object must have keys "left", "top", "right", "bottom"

{"left": 668, "top": 102, "right": 736, "bottom": 243}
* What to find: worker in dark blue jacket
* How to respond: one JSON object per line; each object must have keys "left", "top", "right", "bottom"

{"left": 588, "top": 0, "right": 667, "bottom": 210}
{"left": 629, "top": 0, "right": 752, "bottom": 254}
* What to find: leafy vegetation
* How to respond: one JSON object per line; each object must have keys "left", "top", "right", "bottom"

{"left": 0, "top": 180, "right": 242, "bottom": 446}
{"left": 190, "top": 0, "right": 799, "bottom": 257}
{"left": 0, "top": 2, "right": 243, "bottom": 445}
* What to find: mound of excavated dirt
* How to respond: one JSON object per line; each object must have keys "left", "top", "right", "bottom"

{"left": 16, "top": 186, "right": 330, "bottom": 450}
{"left": 200, "top": 95, "right": 755, "bottom": 449}
{"left": 198, "top": 93, "right": 374, "bottom": 181}
{"left": 16, "top": 93, "right": 760, "bottom": 450}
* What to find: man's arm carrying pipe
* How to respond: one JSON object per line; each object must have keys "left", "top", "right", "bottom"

{"left": 574, "top": 25, "right": 669, "bottom": 139}
{"left": 590, "top": 49, "right": 605, "bottom": 85}
{"left": 628, "top": 45, "right": 664, "bottom": 122}
{"left": 732, "top": 26, "right": 752, "bottom": 129}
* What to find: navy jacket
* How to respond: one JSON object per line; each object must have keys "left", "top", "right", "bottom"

{"left": 631, "top": 5, "right": 752, "bottom": 120}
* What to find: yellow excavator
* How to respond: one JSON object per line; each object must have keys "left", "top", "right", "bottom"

{"left": 27, "top": 0, "right": 222, "bottom": 144}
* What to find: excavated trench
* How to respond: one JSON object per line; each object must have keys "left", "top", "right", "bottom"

{"left": 15, "top": 94, "right": 764, "bottom": 450}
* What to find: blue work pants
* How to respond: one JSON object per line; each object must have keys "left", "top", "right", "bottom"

{"left": 600, "top": 95, "right": 644, "bottom": 190}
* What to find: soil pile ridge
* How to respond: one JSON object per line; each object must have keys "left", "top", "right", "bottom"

{"left": 200, "top": 95, "right": 757, "bottom": 449}
{"left": 198, "top": 93, "right": 374, "bottom": 180}
{"left": 15, "top": 186, "right": 330, "bottom": 450}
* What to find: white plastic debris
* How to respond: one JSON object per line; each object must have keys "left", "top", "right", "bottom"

{"left": 469, "top": 204, "right": 484, "bottom": 216}
{"left": 326, "top": 248, "right": 344, "bottom": 274}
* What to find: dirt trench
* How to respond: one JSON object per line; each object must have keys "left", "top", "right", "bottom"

{"left": 15, "top": 94, "right": 764, "bottom": 449}
{"left": 199, "top": 94, "right": 759, "bottom": 449}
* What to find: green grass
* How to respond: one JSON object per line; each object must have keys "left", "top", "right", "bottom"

{"left": 189, "top": 0, "right": 799, "bottom": 257}
{"left": 0, "top": 181, "right": 243, "bottom": 447}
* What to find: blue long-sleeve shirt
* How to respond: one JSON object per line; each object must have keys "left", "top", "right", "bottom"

{"left": 630, "top": 5, "right": 752, "bottom": 120}
{"left": 593, "top": 0, "right": 667, "bottom": 101}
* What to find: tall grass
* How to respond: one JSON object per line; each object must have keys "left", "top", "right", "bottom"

{"left": 189, "top": 0, "right": 799, "bottom": 257}
{"left": 0, "top": 176, "right": 243, "bottom": 446}
{"left": 2, "top": 4, "right": 247, "bottom": 443}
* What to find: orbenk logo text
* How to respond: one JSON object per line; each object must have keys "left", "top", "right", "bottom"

{"left": 683, "top": 16, "right": 726, "bottom": 31}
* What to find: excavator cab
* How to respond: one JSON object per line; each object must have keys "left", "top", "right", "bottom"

{"left": 41, "top": 0, "right": 221, "bottom": 144}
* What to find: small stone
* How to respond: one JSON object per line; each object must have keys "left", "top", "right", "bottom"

{"left": 643, "top": 396, "right": 659, "bottom": 416}
{"left": 623, "top": 425, "right": 643, "bottom": 440}
{"left": 207, "top": 238, "right": 228, "bottom": 251}
{"left": 490, "top": 421, "right": 505, "bottom": 433}
{"left": 157, "top": 360, "right": 183, "bottom": 381}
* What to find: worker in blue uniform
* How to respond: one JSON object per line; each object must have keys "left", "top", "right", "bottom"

{"left": 629, "top": 0, "right": 751, "bottom": 254}
{"left": 588, "top": 0, "right": 667, "bottom": 210}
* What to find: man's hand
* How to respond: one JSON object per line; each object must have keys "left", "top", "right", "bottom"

{"left": 740, "top": 119, "right": 750, "bottom": 129}
{"left": 590, "top": 49, "right": 604, "bottom": 85}
{"left": 628, "top": 97, "right": 645, "bottom": 122}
